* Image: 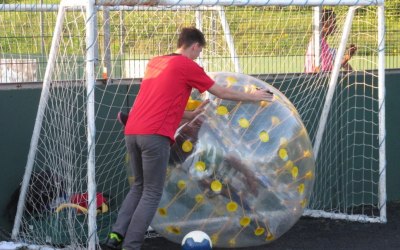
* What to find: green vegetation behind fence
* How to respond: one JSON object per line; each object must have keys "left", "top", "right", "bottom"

{"left": 0, "top": 1, "right": 399, "bottom": 81}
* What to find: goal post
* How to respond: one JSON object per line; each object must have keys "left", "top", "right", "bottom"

{"left": 378, "top": 3, "right": 387, "bottom": 224}
{"left": 11, "top": 3, "right": 68, "bottom": 241}
{"left": 11, "top": 1, "right": 101, "bottom": 247}
{"left": 11, "top": 0, "right": 386, "bottom": 249}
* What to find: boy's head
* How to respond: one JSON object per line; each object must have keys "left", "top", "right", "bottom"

{"left": 321, "top": 9, "right": 336, "bottom": 36}
{"left": 177, "top": 27, "right": 206, "bottom": 49}
{"left": 177, "top": 27, "right": 206, "bottom": 60}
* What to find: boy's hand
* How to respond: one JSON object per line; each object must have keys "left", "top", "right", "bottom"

{"left": 254, "top": 87, "right": 274, "bottom": 102}
{"left": 343, "top": 44, "right": 357, "bottom": 64}
{"left": 192, "top": 99, "right": 210, "bottom": 117}
{"left": 348, "top": 44, "right": 357, "bottom": 57}
{"left": 184, "top": 99, "right": 210, "bottom": 123}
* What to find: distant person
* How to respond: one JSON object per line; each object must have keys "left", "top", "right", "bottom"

{"left": 305, "top": 9, "right": 357, "bottom": 73}
{"left": 103, "top": 27, "right": 273, "bottom": 250}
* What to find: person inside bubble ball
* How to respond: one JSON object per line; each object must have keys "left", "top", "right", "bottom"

{"left": 305, "top": 8, "right": 357, "bottom": 73}
{"left": 103, "top": 27, "right": 273, "bottom": 250}
{"left": 171, "top": 112, "right": 266, "bottom": 203}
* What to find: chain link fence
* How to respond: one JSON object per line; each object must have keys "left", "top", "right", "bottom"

{"left": 0, "top": 1, "right": 398, "bottom": 82}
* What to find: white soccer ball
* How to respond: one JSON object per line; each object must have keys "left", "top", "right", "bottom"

{"left": 181, "top": 230, "right": 212, "bottom": 250}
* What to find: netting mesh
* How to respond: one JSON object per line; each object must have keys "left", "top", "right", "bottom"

{"left": 12, "top": 4, "right": 384, "bottom": 248}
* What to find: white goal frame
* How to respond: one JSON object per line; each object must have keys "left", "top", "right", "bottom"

{"left": 11, "top": 0, "right": 386, "bottom": 249}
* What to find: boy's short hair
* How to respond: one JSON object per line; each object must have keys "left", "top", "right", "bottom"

{"left": 177, "top": 27, "right": 206, "bottom": 49}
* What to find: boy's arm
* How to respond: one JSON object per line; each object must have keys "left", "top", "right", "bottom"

{"left": 341, "top": 44, "right": 357, "bottom": 71}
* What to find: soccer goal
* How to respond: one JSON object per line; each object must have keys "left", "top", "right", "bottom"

{"left": 11, "top": 0, "right": 386, "bottom": 249}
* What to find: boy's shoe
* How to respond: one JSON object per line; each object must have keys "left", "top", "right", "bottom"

{"left": 102, "top": 232, "right": 123, "bottom": 250}
{"left": 117, "top": 112, "right": 128, "bottom": 126}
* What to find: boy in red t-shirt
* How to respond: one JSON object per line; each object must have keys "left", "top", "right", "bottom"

{"left": 104, "top": 27, "right": 273, "bottom": 250}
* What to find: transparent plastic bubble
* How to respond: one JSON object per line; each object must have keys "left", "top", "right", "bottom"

{"left": 151, "top": 72, "right": 315, "bottom": 248}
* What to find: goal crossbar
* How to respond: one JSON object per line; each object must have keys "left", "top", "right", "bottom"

{"left": 96, "top": 0, "right": 383, "bottom": 7}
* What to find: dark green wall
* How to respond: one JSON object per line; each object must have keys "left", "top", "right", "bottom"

{"left": 1, "top": 72, "right": 399, "bottom": 232}
{"left": 384, "top": 71, "right": 400, "bottom": 203}
{"left": 0, "top": 89, "right": 41, "bottom": 231}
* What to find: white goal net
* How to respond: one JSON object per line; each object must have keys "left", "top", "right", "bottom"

{"left": 11, "top": 0, "right": 385, "bottom": 249}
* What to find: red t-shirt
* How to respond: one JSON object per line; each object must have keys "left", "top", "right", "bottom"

{"left": 125, "top": 54, "right": 214, "bottom": 143}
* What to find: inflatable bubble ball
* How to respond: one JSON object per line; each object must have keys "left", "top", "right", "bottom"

{"left": 151, "top": 72, "right": 315, "bottom": 248}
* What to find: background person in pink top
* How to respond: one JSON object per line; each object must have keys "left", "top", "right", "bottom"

{"left": 305, "top": 9, "right": 357, "bottom": 73}
{"left": 103, "top": 27, "right": 273, "bottom": 250}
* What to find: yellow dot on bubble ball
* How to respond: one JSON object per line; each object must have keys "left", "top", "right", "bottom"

{"left": 195, "top": 161, "right": 206, "bottom": 172}
{"left": 271, "top": 116, "right": 280, "bottom": 125}
{"left": 177, "top": 180, "right": 186, "bottom": 190}
{"left": 185, "top": 99, "right": 202, "bottom": 111}
{"left": 297, "top": 183, "right": 305, "bottom": 194}
{"left": 259, "top": 131, "right": 269, "bottom": 142}
{"left": 195, "top": 194, "right": 204, "bottom": 203}
{"left": 266, "top": 232, "right": 275, "bottom": 241}
{"left": 216, "top": 105, "right": 228, "bottom": 116}
{"left": 291, "top": 166, "right": 298, "bottom": 179}
{"left": 226, "top": 76, "right": 237, "bottom": 87}
{"left": 166, "top": 225, "right": 181, "bottom": 235}
{"left": 228, "top": 238, "right": 236, "bottom": 246}
{"left": 278, "top": 148, "right": 288, "bottom": 161}
{"left": 285, "top": 160, "right": 294, "bottom": 169}
{"left": 182, "top": 140, "right": 193, "bottom": 153}
{"left": 211, "top": 180, "right": 222, "bottom": 193}
{"left": 239, "top": 216, "right": 251, "bottom": 227}
{"left": 301, "top": 198, "right": 308, "bottom": 208}
{"left": 305, "top": 171, "right": 313, "bottom": 179}
{"left": 260, "top": 100, "right": 270, "bottom": 108}
{"left": 158, "top": 207, "right": 167, "bottom": 216}
{"left": 226, "top": 201, "right": 238, "bottom": 212}
{"left": 211, "top": 234, "right": 219, "bottom": 245}
{"left": 303, "top": 150, "right": 312, "bottom": 158}
{"left": 254, "top": 227, "right": 265, "bottom": 236}
{"left": 238, "top": 118, "right": 250, "bottom": 128}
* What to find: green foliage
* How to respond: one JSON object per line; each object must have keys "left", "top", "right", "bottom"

{"left": 386, "top": 0, "right": 400, "bottom": 16}
{"left": 0, "top": 3, "right": 399, "bottom": 65}
{"left": 1, "top": 0, "right": 22, "bottom": 3}
{"left": 1, "top": 0, "right": 59, "bottom": 3}
{"left": 386, "top": 0, "right": 399, "bottom": 7}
